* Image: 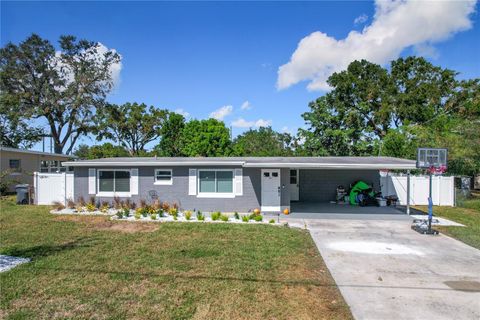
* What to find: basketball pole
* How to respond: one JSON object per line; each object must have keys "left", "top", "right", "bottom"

{"left": 428, "top": 172, "right": 433, "bottom": 233}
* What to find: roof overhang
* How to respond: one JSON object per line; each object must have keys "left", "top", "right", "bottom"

{"left": 243, "top": 163, "right": 416, "bottom": 170}
{"left": 62, "top": 161, "right": 246, "bottom": 167}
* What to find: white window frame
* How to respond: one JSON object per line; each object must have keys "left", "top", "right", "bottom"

{"left": 197, "top": 169, "right": 235, "bottom": 198}
{"left": 96, "top": 169, "right": 132, "bottom": 197}
{"left": 154, "top": 169, "right": 173, "bottom": 185}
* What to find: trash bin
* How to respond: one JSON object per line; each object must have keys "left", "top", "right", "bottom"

{"left": 15, "top": 184, "right": 30, "bottom": 205}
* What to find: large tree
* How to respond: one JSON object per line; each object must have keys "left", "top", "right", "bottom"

{"left": 0, "top": 34, "right": 120, "bottom": 154}
{"left": 179, "top": 119, "right": 231, "bottom": 157}
{"left": 95, "top": 103, "right": 168, "bottom": 156}
{"left": 300, "top": 57, "right": 479, "bottom": 159}
{"left": 232, "top": 127, "right": 294, "bottom": 156}
{"left": 74, "top": 143, "right": 129, "bottom": 160}
{"left": 153, "top": 112, "right": 186, "bottom": 157}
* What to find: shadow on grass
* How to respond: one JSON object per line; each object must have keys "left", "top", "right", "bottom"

{"left": 1, "top": 237, "right": 98, "bottom": 260}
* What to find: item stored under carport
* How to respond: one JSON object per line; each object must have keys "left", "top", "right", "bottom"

{"left": 349, "top": 181, "right": 376, "bottom": 206}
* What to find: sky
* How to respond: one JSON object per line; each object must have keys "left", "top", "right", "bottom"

{"left": 1, "top": 1, "right": 480, "bottom": 152}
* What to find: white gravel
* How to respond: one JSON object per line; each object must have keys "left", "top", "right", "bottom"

{"left": 0, "top": 255, "right": 30, "bottom": 272}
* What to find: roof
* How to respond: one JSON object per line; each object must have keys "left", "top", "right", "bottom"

{"left": 0, "top": 146, "right": 76, "bottom": 159}
{"left": 62, "top": 156, "right": 416, "bottom": 170}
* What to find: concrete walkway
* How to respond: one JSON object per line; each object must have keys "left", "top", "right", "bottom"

{"left": 302, "top": 218, "right": 480, "bottom": 320}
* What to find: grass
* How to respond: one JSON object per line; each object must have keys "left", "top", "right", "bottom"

{"left": 414, "top": 192, "right": 480, "bottom": 250}
{"left": 0, "top": 197, "right": 351, "bottom": 320}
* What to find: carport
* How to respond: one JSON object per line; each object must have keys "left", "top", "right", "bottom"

{"left": 249, "top": 156, "right": 417, "bottom": 216}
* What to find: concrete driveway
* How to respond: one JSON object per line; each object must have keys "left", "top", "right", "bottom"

{"left": 304, "top": 218, "right": 480, "bottom": 320}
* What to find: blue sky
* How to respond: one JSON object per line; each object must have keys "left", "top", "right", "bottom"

{"left": 2, "top": 1, "right": 479, "bottom": 152}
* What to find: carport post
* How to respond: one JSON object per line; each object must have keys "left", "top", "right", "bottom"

{"left": 406, "top": 170, "right": 411, "bottom": 215}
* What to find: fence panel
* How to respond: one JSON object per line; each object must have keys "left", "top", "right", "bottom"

{"left": 34, "top": 172, "right": 74, "bottom": 205}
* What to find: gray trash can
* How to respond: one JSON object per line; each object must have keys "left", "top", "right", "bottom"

{"left": 15, "top": 184, "right": 30, "bottom": 205}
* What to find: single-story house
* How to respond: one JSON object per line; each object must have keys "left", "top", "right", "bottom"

{"left": 0, "top": 146, "right": 75, "bottom": 192}
{"left": 62, "top": 156, "right": 416, "bottom": 213}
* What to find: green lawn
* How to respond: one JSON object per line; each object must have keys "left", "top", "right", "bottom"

{"left": 414, "top": 193, "right": 480, "bottom": 249}
{"left": 0, "top": 197, "right": 351, "bottom": 320}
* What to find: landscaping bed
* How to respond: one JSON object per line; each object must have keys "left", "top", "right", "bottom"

{"left": 1, "top": 197, "right": 351, "bottom": 319}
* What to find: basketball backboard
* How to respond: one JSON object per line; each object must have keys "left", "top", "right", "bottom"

{"left": 416, "top": 148, "right": 448, "bottom": 169}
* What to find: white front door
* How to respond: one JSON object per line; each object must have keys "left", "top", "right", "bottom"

{"left": 261, "top": 169, "right": 281, "bottom": 211}
{"left": 289, "top": 169, "right": 299, "bottom": 201}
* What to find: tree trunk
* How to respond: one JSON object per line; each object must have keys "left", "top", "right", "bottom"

{"left": 54, "top": 143, "right": 64, "bottom": 154}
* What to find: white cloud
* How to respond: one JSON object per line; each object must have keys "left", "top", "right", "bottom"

{"left": 277, "top": 0, "right": 477, "bottom": 91}
{"left": 354, "top": 14, "right": 368, "bottom": 25}
{"left": 240, "top": 101, "right": 252, "bottom": 110}
{"left": 281, "top": 126, "right": 290, "bottom": 133}
{"left": 231, "top": 118, "right": 272, "bottom": 128}
{"left": 209, "top": 105, "right": 233, "bottom": 120}
{"left": 174, "top": 108, "right": 190, "bottom": 118}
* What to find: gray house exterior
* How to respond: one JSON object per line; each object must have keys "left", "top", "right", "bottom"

{"left": 63, "top": 157, "right": 416, "bottom": 213}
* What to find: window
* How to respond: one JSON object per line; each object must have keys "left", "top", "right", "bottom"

{"left": 290, "top": 169, "right": 297, "bottom": 184}
{"left": 155, "top": 169, "right": 172, "bottom": 185}
{"left": 198, "top": 170, "right": 233, "bottom": 195}
{"left": 40, "top": 160, "right": 68, "bottom": 173}
{"left": 9, "top": 159, "right": 21, "bottom": 171}
{"left": 98, "top": 170, "right": 130, "bottom": 194}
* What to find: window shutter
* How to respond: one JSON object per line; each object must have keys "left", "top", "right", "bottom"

{"left": 235, "top": 168, "right": 243, "bottom": 196}
{"left": 88, "top": 168, "right": 96, "bottom": 194}
{"left": 188, "top": 169, "right": 197, "bottom": 195}
{"left": 130, "top": 168, "right": 139, "bottom": 195}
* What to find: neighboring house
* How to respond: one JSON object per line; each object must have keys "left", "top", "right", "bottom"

{"left": 0, "top": 147, "right": 75, "bottom": 192}
{"left": 62, "top": 157, "right": 416, "bottom": 212}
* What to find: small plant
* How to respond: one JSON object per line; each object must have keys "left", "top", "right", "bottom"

{"left": 269, "top": 219, "right": 275, "bottom": 224}
{"left": 161, "top": 201, "right": 170, "bottom": 212}
{"left": 77, "top": 196, "right": 86, "bottom": 207}
{"left": 66, "top": 198, "right": 75, "bottom": 209}
{"left": 151, "top": 213, "right": 157, "bottom": 220}
{"left": 234, "top": 212, "right": 240, "bottom": 220}
{"left": 169, "top": 207, "right": 178, "bottom": 219}
{"left": 134, "top": 212, "right": 141, "bottom": 220}
{"left": 197, "top": 211, "right": 205, "bottom": 221}
{"left": 253, "top": 214, "right": 263, "bottom": 222}
{"left": 86, "top": 202, "right": 96, "bottom": 212}
{"left": 116, "top": 211, "right": 123, "bottom": 219}
{"left": 122, "top": 207, "right": 130, "bottom": 218}
{"left": 113, "top": 196, "right": 122, "bottom": 209}
{"left": 157, "top": 208, "right": 165, "bottom": 217}
{"left": 241, "top": 215, "right": 249, "bottom": 222}
{"left": 172, "top": 202, "right": 179, "bottom": 210}
{"left": 100, "top": 201, "right": 110, "bottom": 213}
{"left": 139, "top": 199, "right": 147, "bottom": 208}
{"left": 88, "top": 196, "right": 96, "bottom": 206}
{"left": 211, "top": 211, "right": 221, "bottom": 221}
{"left": 136, "top": 207, "right": 148, "bottom": 218}
{"left": 184, "top": 210, "right": 192, "bottom": 220}
{"left": 153, "top": 199, "right": 162, "bottom": 210}
{"left": 220, "top": 214, "right": 229, "bottom": 222}
{"left": 52, "top": 201, "right": 65, "bottom": 211}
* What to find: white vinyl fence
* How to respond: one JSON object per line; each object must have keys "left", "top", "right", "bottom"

{"left": 380, "top": 174, "right": 455, "bottom": 207}
{"left": 33, "top": 172, "right": 74, "bottom": 205}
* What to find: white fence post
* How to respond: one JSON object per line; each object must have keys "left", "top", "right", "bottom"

{"left": 34, "top": 172, "right": 74, "bottom": 205}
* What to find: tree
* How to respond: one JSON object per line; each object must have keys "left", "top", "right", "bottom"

{"left": 74, "top": 143, "right": 129, "bottom": 160}
{"left": 0, "top": 34, "right": 120, "bottom": 154}
{"left": 153, "top": 112, "right": 186, "bottom": 156}
{"left": 232, "top": 127, "right": 294, "bottom": 156}
{"left": 179, "top": 119, "right": 231, "bottom": 157}
{"left": 301, "top": 57, "right": 479, "bottom": 158}
{"left": 95, "top": 103, "right": 168, "bottom": 156}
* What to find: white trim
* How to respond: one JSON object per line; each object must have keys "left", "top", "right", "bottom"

{"left": 197, "top": 169, "right": 235, "bottom": 198}
{"left": 130, "top": 168, "right": 139, "bottom": 195}
{"left": 63, "top": 160, "right": 245, "bottom": 167}
{"left": 88, "top": 168, "right": 96, "bottom": 194}
{"left": 261, "top": 206, "right": 281, "bottom": 212}
{"left": 244, "top": 163, "right": 416, "bottom": 169}
{"left": 154, "top": 169, "right": 173, "bottom": 185}
{"left": 188, "top": 169, "right": 197, "bottom": 195}
{"left": 97, "top": 169, "right": 132, "bottom": 197}
{"left": 234, "top": 168, "right": 243, "bottom": 196}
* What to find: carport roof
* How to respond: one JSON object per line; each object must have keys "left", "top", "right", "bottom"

{"left": 63, "top": 156, "right": 416, "bottom": 170}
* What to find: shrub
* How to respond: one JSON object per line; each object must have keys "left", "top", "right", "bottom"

{"left": 269, "top": 219, "right": 275, "bottom": 224}
{"left": 77, "top": 196, "right": 86, "bottom": 206}
{"left": 157, "top": 208, "right": 165, "bottom": 217}
{"left": 136, "top": 207, "right": 149, "bottom": 217}
{"left": 253, "top": 214, "right": 263, "bottom": 222}
{"left": 100, "top": 201, "right": 110, "bottom": 213}
{"left": 66, "top": 199, "right": 75, "bottom": 209}
{"left": 169, "top": 207, "right": 178, "bottom": 219}
{"left": 151, "top": 213, "right": 157, "bottom": 220}
{"left": 220, "top": 214, "right": 229, "bottom": 222}
{"left": 211, "top": 211, "right": 221, "bottom": 221}
{"left": 134, "top": 212, "right": 141, "bottom": 220}
{"left": 122, "top": 207, "right": 130, "bottom": 217}
{"left": 197, "top": 211, "right": 205, "bottom": 221}
{"left": 86, "top": 203, "right": 96, "bottom": 212}
{"left": 184, "top": 210, "right": 192, "bottom": 220}
{"left": 116, "top": 211, "right": 123, "bottom": 219}
{"left": 52, "top": 201, "right": 65, "bottom": 211}
{"left": 234, "top": 212, "right": 240, "bottom": 220}
{"left": 241, "top": 215, "right": 249, "bottom": 222}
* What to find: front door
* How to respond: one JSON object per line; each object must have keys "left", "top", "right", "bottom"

{"left": 261, "top": 169, "right": 281, "bottom": 211}
{"left": 289, "top": 169, "right": 299, "bottom": 201}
